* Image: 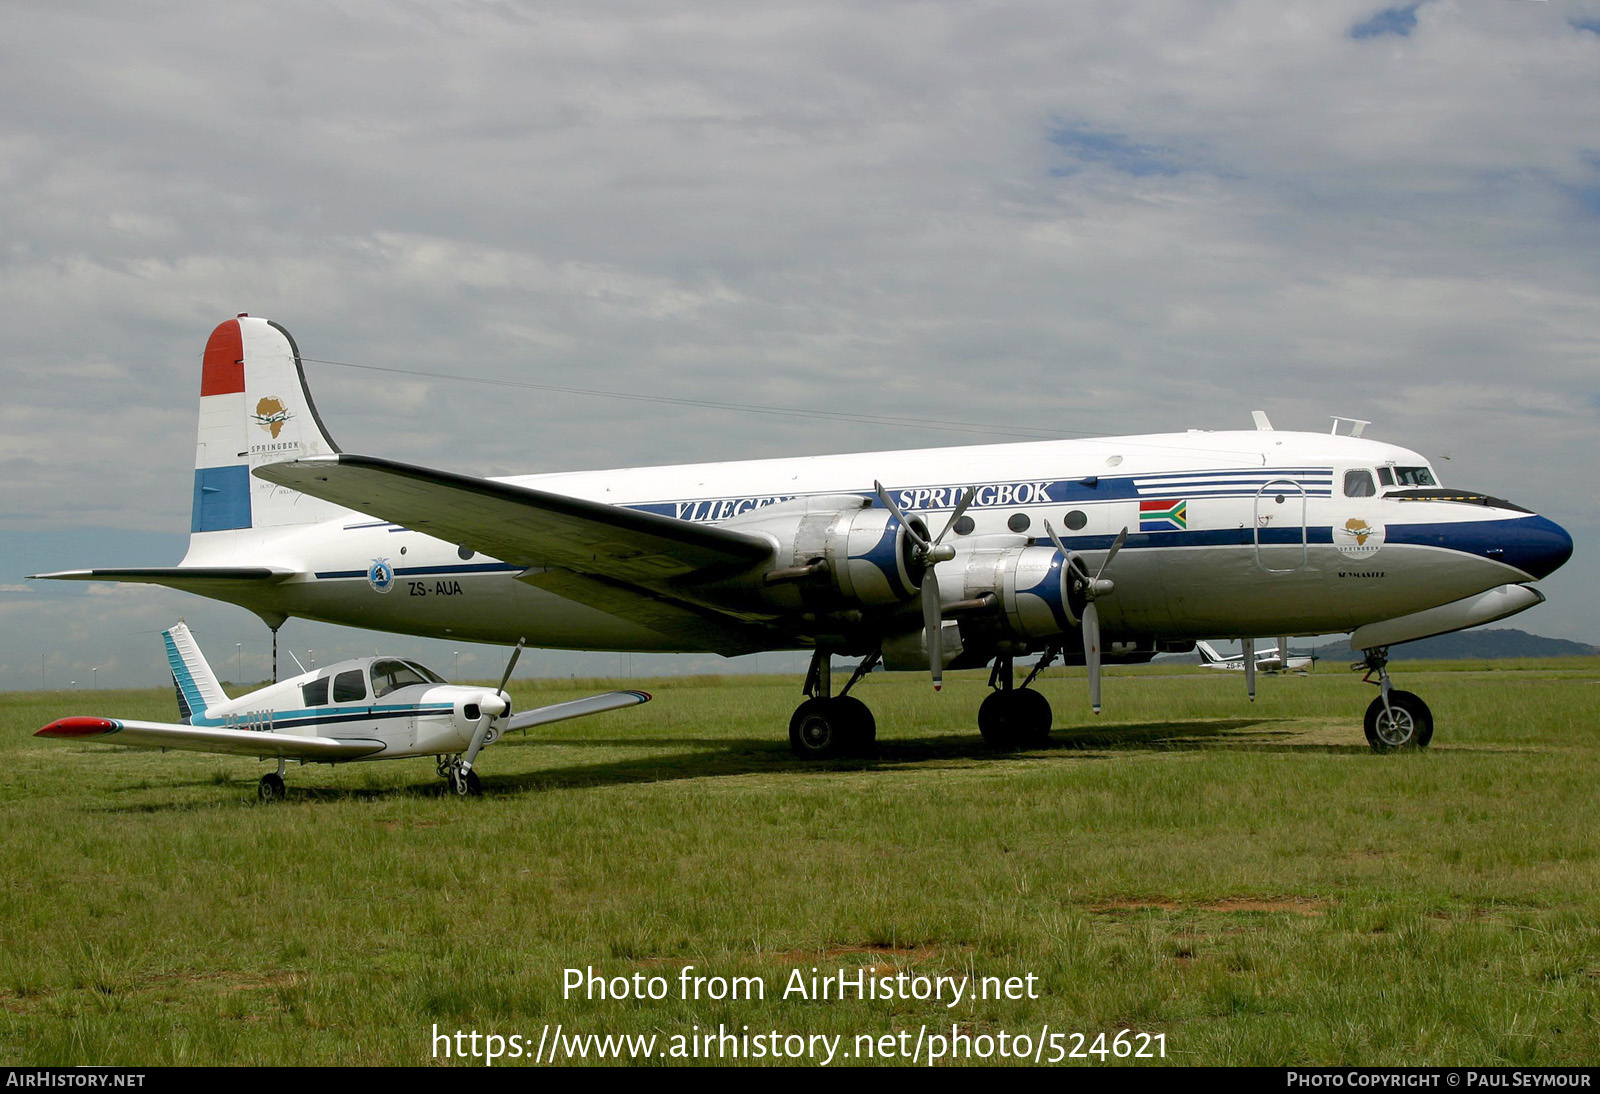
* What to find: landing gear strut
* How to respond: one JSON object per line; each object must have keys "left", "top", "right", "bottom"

{"left": 787, "top": 650, "right": 878, "bottom": 759}
{"left": 978, "top": 650, "right": 1055, "bottom": 748}
{"left": 1358, "top": 648, "right": 1434, "bottom": 752}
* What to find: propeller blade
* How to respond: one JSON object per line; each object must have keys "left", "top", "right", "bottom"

{"left": 496, "top": 638, "right": 526, "bottom": 700}
{"left": 932, "top": 486, "right": 978, "bottom": 546}
{"left": 1043, "top": 519, "right": 1068, "bottom": 556}
{"left": 923, "top": 566, "right": 943, "bottom": 690}
{"left": 1094, "top": 527, "right": 1128, "bottom": 581}
{"left": 874, "top": 481, "right": 930, "bottom": 550}
{"left": 1083, "top": 600, "right": 1102, "bottom": 714}
{"left": 461, "top": 716, "right": 493, "bottom": 773}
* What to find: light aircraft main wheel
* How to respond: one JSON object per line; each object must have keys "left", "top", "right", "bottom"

{"left": 789, "top": 697, "right": 850, "bottom": 759}
{"left": 833, "top": 695, "right": 877, "bottom": 755}
{"left": 257, "top": 773, "right": 286, "bottom": 802}
{"left": 979, "top": 690, "right": 1052, "bottom": 748}
{"left": 1364, "top": 691, "right": 1434, "bottom": 753}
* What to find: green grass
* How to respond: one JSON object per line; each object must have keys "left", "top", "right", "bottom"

{"left": 2, "top": 659, "right": 1598, "bottom": 1065}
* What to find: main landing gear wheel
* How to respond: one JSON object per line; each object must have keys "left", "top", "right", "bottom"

{"left": 257, "top": 773, "right": 286, "bottom": 802}
{"left": 788, "top": 696, "right": 874, "bottom": 759}
{"left": 1364, "top": 690, "right": 1433, "bottom": 753}
{"left": 978, "top": 689, "right": 1052, "bottom": 749}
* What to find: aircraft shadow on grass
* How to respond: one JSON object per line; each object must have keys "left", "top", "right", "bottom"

{"left": 97, "top": 715, "right": 1380, "bottom": 810}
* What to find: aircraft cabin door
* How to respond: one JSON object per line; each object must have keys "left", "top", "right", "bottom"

{"left": 1253, "top": 479, "right": 1308, "bottom": 574}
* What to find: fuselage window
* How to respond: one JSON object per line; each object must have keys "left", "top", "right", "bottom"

{"left": 1007, "top": 512, "right": 1032, "bottom": 533}
{"left": 1343, "top": 469, "right": 1376, "bottom": 498}
{"left": 1377, "top": 466, "right": 1394, "bottom": 487}
{"left": 1394, "top": 466, "right": 1437, "bottom": 487}
{"left": 332, "top": 669, "right": 367, "bottom": 704}
{"left": 300, "top": 676, "right": 329, "bottom": 707}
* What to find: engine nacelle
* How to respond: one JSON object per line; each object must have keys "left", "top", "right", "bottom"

{"left": 722, "top": 495, "right": 927, "bottom": 611}
{"left": 953, "top": 545, "right": 1076, "bottom": 641}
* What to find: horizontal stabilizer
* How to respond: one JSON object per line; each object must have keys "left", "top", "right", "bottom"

{"left": 506, "top": 690, "right": 652, "bottom": 733}
{"left": 253, "top": 454, "right": 773, "bottom": 584}
{"left": 36, "top": 716, "right": 384, "bottom": 761}
{"left": 31, "top": 567, "right": 294, "bottom": 592}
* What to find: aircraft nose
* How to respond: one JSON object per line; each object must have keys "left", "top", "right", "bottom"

{"left": 1500, "top": 514, "right": 1573, "bottom": 580}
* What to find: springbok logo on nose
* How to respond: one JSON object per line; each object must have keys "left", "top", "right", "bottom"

{"left": 1336, "top": 516, "right": 1385, "bottom": 558}
{"left": 252, "top": 397, "right": 293, "bottom": 438}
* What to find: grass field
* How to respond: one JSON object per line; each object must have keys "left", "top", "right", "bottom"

{"left": 2, "top": 658, "right": 1598, "bottom": 1066}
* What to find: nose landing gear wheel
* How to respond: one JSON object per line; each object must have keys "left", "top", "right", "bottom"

{"left": 447, "top": 764, "right": 482, "bottom": 796}
{"left": 1364, "top": 690, "right": 1433, "bottom": 752}
{"left": 257, "top": 773, "right": 286, "bottom": 802}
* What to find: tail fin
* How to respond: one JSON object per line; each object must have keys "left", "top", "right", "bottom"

{"left": 163, "top": 622, "right": 229, "bottom": 720}
{"left": 191, "top": 315, "right": 344, "bottom": 535}
{"left": 1196, "top": 641, "right": 1223, "bottom": 665}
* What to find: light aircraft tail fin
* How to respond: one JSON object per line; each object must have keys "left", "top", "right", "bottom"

{"left": 163, "top": 622, "right": 229, "bottom": 721}
{"left": 191, "top": 315, "right": 344, "bottom": 535}
{"left": 1196, "top": 641, "right": 1225, "bottom": 665}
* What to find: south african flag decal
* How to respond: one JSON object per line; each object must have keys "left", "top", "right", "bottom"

{"left": 1139, "top": 498, "right": 1187, "bottom": 531}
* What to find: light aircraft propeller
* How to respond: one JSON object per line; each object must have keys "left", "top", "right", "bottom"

{"left": 457, "top": 637, "right": 524, "bottom": 791}
{"left": 1044, "top": 521, "right": 1128, "bottom": 714}
{"left": 873, "top": 482, "right": 978, "bottom": 690}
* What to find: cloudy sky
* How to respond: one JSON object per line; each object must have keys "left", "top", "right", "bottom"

{"left": 1, "top": 0, "right": 1596, "bottom": 689}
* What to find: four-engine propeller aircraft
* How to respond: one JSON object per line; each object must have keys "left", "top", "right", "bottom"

{"left": 34, "top": 622, "right": 651, "bottom": 799}
{"left": 35, "top": 317, "right": 1574, "bottom": 756}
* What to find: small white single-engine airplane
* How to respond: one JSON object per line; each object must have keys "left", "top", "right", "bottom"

{"left": 35, "top": 317, "right": 1574, "bottom": 755}
{"left": 33, "top": 622, "right": 650, "bottom": 799}
{"left": 1196, "top": 640, "right": 1314, "bottom": 675}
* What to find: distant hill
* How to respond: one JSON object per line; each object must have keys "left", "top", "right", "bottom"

{"left": 1315, "top": 628, "right": 1598, "bottom": 661}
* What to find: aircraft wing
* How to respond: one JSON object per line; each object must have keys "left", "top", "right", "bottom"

{"left": 254, "top": 455, "right": 774, "bottom": 583}
{"left": 36, "top": 716, "right": 385, "bottom": 760}
{"left": 506, "top": 689, "right": 653, "bottom": 733}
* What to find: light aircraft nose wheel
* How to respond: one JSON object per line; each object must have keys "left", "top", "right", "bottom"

{"left": 447, "top": 762, "right": 482, "bottom": 796}
{"left": 257, "top": 773, "right": 286, "bottom": 802}
{"left": 978, "top": 690, "right": 1052, "bottom": 749}
{"left": 1363, "top": 690, "right": 1434, "bottom": 753}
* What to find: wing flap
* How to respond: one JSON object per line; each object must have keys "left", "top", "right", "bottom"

{"left": 253, "top": 455, "right": 773, "bottom": 583}
{"left": 36, "top": 717, "right": 384, "bottom": 760}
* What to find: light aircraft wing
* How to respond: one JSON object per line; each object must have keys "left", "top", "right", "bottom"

{"left": 254, "top": 455, "right": 773, "bottom": 582}
{"left": 506, "top": 689, "right": 653, "bottom": 733}
{"left": 36, "top": 716, "right": 384, "bottom": 760}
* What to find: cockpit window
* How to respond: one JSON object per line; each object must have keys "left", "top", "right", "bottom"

{"left": 1343, "top": 469, "right": 1376, "bottom": 498}
{"left": 371, "top": 659, "right": 430, "bottom": 698}
{"left": 402, "top": 660, "right": 446, "bottom": 684}
{"left": 1376, "top": 466, "right": 1394, "bottom": 487}
{"left": 1394, "top": 466, "right": 1437, "bottom": 487}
